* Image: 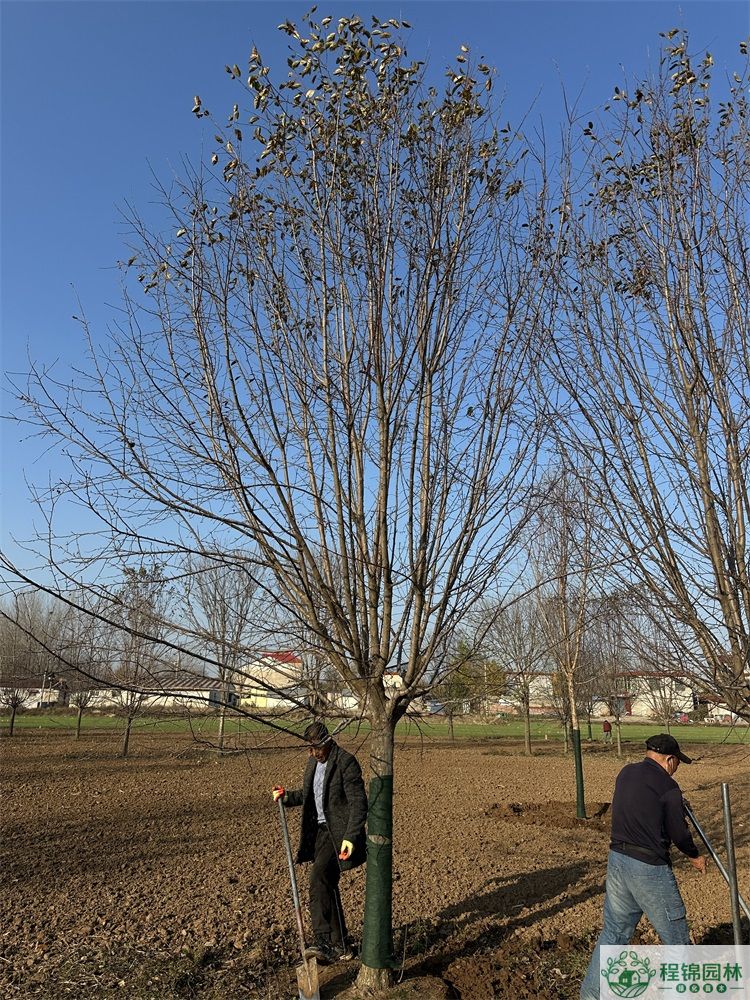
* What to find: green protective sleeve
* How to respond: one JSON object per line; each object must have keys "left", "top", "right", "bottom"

{"left": 572, "top": 728, "right": 586, "bottom": 819}
{"left": 360, "top": 775, "right": 395, "bottom": 969}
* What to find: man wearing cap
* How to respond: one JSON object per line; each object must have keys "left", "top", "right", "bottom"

{"left": 272, "top": 721, "right": 367, "bottom": 964}
{"left": 580, "top": 733, "right": 707, "bottom": 1000}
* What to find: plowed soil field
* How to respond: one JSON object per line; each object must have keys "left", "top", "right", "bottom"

{"left": 2, "top": 730, "right": 748, "bottom": 999}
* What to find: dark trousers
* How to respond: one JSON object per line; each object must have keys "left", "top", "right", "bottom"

{"left": 309, "top": 824, "right": 348, "bottom": 947}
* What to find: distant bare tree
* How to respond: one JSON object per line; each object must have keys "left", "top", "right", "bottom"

{"left": 432, "top": 637, "right": 477, "bottom": 741}
{"left": 109, "top": 565, "right": 170, "bottom": 758}
{"left": 487, "top": 596, "right": 549, "bottom": 755}
{"left": 575, "top": 648, "right": 603, "bottom": 742}
{"left": 531, "top": 467, "right": 600, "bottom": 817}
{"left": 68, "top": 684, "right": 95, "bottom": 741}
{"left": 546, "top": 31, "right": 750, "bottom": 722}
{"left": 549, "top": 667, "right": 573, "bottom": 754}
{"left": 182, "top": 554, "right": 267, "bottom": 751}
{"left": 587, "top": 594, "right": 633, "bottom": 756}
{"left": 57, "top": 601, "right": 106, "bottom": 739}
{"left": 628, "top": 617, "right": 695, "bottom": 732}
{"left": 0, "top": 615, "right": 32, "bottom": 735}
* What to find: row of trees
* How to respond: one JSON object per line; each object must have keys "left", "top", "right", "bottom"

{"left": 0, "top": 572, "right": 701, "bottom": 744}
{"left": 2, "top": 17, "right": 748, "bottom": 990}
{"left": 0, "top": 558, "right": 310, "bottom": 751}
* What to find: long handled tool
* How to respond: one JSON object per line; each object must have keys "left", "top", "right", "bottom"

{"left": 278, "top": 798, "right": 321, "bottom": 1000}
{"left": 685, "top": 802, "right": 750, "bottom": 924}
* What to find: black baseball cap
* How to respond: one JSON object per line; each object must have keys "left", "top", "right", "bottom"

{"left": 645, "top": 733, "right": 692, "bottom": 763}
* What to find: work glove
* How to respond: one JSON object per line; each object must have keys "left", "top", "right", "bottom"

{"left": 339, "top": 840, "right": 354, "bottom": 861}
{"left": 272, "top": 785, "right": 286, "bottom": 802}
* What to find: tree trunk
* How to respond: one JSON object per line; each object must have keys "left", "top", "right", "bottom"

{"left": 357, "top": 715, "right": 395, "bottom": 992}
{"left": 447, "top": 711, "right": 455, "bottom": 742}
{"left": 76, "top": 705, "right": 83, "bottom": 740}
{"left": 615, "top": 719, "right": 622, "bottom": 758}
{"left": 571, "top": 725, "right": 586, "bottom": 818}
{"left": 567, "top": 677, "right": 586, "bottom": 819}
{"left": 563, "top": 720, "right": 570, "bottom": 754}
{"left": 523, "top": 703, "right": 532, "bottom": 756}
{"left": 217, "top": 703, "right": 226, "bottom": 752}
{"left": 9, "top": 705, "right": 17, "bottom": 736}
{"left": 121, "top": 716, "right": 133, "bottom": 758}
{"left": 586, "top": 713, "right": 593, "bottom": 741}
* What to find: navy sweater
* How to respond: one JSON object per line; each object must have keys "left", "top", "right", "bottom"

{"left": 609, "top": 757, "right": 699, "bottom": 866}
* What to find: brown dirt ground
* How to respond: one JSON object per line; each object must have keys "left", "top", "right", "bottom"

{"left": 1, "top": 729, "right": 748, "bottom": 999}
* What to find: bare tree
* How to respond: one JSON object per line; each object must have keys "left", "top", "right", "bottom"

{"left": 57, "top": 601, "right": 105, "bottom": 739}
{"left": 0, "top": 612, "right": 33, "bottom": 735}
{"left": 0, "top": 590, "right": 64, "bottom": 715}
{"left": 182, "top": 554, "right": 267, "bottom": 751}
{"left": 109, "top": 565, "right": 170, "bottom": 758}
{"left": 546, "top": 31, "right": 750, "bottom": 721}
{"left": 9, "top": 15, "right": 546, "bottom": 985}
{"left": 575, "top": 648, "right": 602, "bottom": 742}
{"left": 531, "top": 467, "right": 599, "bottom": 818}
{"left": 486, "top": 596, "right": 549, "bottom": 754}
{"left": 431, "top": 635, "right": 486, "bottom": 740}
{"left": 68, "top": 684, "right": 95, "bottom": 741}
{"left": 549, "top": 667, "right": 573, "bottom": 754}
{"left": 587, "top": 594, "right": 632, "bottom": 756}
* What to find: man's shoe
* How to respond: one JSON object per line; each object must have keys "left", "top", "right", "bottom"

{"left": 331, "top": 940, "right": 356, "bottom": 961}
{"left": 303, "top": 940, "right": 335, "bottom": 964}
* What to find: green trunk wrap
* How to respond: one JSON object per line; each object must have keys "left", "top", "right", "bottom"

{"left": 572, "top": 728, "right": 586, "bottom": 818}
{"left": 360, "top": 774, "right": 394, "bottom": 969}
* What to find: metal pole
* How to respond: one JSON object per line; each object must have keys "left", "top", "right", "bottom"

{"left": 685, "top": 803, "right": 750, "bottom": 924}
{"left": 277, "top": 798, "right": 308, "bottom": 956}
{"left": 722, "top": 784, "right": 744, "bottom": 946}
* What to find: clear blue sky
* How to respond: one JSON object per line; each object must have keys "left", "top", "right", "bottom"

{"left": 1, "top": 1, "right": 748, "bottom": 579}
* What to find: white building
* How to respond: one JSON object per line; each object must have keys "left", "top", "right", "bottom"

{"left": 239, "top": 652, "right": 307, "bottom": 711}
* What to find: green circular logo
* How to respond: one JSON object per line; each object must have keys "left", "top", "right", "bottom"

{"left": 602, "top": 950, "right": 657, "bottom": 998}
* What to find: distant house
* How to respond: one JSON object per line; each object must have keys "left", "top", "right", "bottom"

{"left": 526, "top": 673, "right": 557, "bottom": 715}
{"left": 38, "top": 655, "right": 309, "bottom": 715}
{"left": 617, "top": 672, "right": 695, "bottom": 720}
{"left": 84, "top": 673, "right": 238, "bottom": 713}
{"left": 501, "top": 669, "right": 697, "bottom": 722}
{"left": 322, "top": 688, "right": 360, "bottom": 713}
{"left": 704, "top": 701, "right": 743, "bottom": 725}
{"left": 0, "top": 675, "right": 69, "bottom": 709}
{"left": 383, "top": 671, "right": 405, "bottom": 699}
{"left": 239, "top": 652, "right": 307, "bottom": 711}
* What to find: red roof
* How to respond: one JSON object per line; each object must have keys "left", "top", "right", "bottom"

{"left": 258, "top": 651, "right": 301, "bottom": 664}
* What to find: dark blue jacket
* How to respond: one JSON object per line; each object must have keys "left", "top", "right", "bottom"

{"left": 610, "top": 757, "right": 699, "bottom": 866}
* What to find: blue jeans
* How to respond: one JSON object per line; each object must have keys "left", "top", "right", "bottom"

{"left": 580, "top": 850, "right": 690, "bottom": 1000}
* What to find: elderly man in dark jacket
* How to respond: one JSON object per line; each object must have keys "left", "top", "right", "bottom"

{"left": 273, "top": 721, "right": 367, "bottom": 964}
{"left": 580, "top": 733, "right": 706, "bottom": 1000}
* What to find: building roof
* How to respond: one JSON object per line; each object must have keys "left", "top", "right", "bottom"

{"left": 256, "top": 651, "right": 301, "bottom": 664}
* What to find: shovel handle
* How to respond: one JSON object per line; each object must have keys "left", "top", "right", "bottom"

{"left": 277, "top": 797, "right": 310, "bottom": 961}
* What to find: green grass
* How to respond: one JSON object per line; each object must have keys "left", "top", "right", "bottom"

{"left": 393, "top": 716, "right": 749, "bottom": 745}
{"left": 2, "top": 711, "right": 263, "bottom": 736}
{"left": 3, "top": 709, "right": 748, "bottom": 746}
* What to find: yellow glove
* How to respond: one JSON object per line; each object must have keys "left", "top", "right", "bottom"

{"left": 339, "top": 840, "right": 354, "bottom": 861}
{"left": 272, "top": 785, "right": 285, "bottom": 802}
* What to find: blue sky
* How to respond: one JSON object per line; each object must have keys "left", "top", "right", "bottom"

{"left": 1, "top": 0, "right": 748, "bottom": 578}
